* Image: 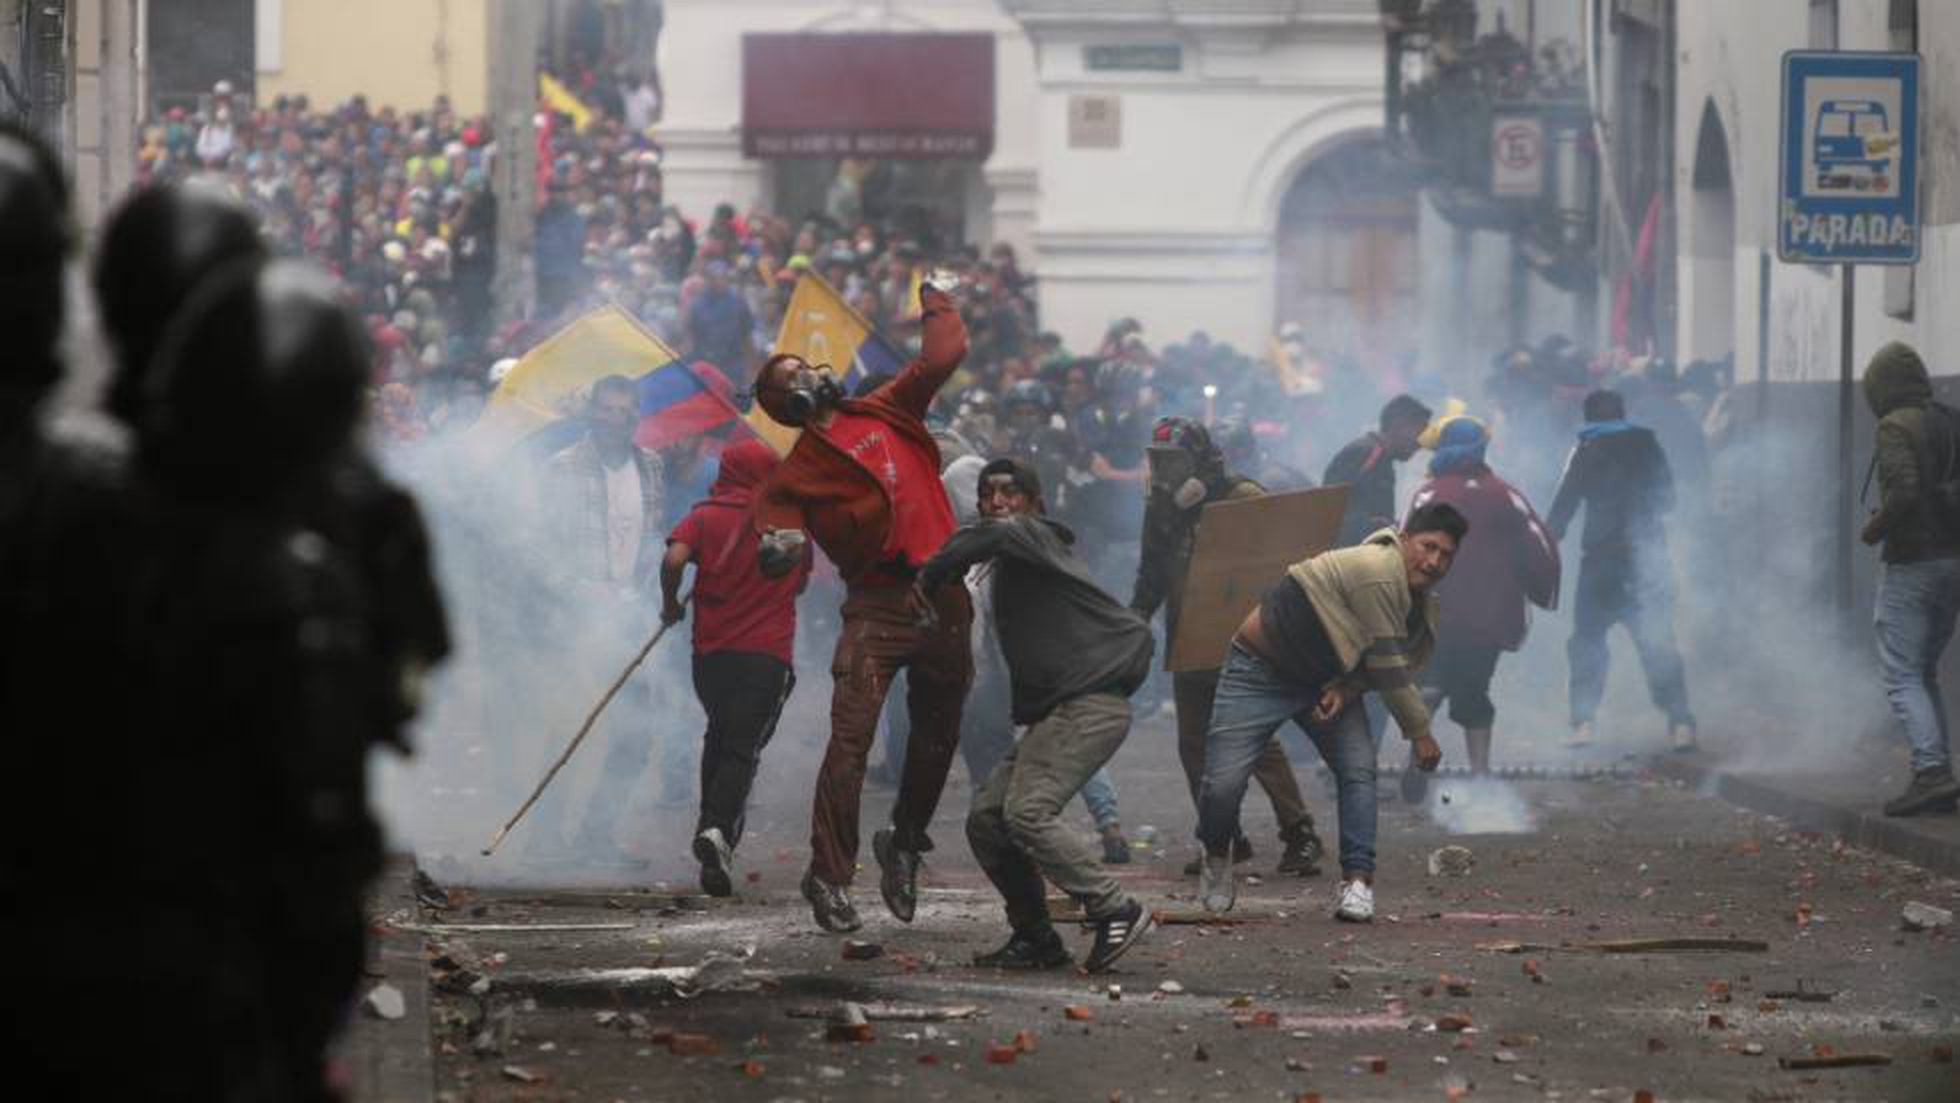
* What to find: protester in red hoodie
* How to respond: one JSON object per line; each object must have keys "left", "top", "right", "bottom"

{"left": 1403, "top": 416, "right": 1560, "bottom": 794}
{"left": 751, "top": 283, "right": 972, "bottom": 934}
{"left": 661, "top": 438, "right": 811, "bottom": 898}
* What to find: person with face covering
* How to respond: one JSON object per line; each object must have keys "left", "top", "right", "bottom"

{"left": 660, "top": 439, "right": 811, "bottom": 896}
{"left": 1131, "top": 416, "right": 1328, "bottom": 880}
{"left": 920, "top": 459, "right": 1156, "bottom": 974}
{"left": 751, "top": 282, "right": 973, "bottom": 934}
{"left": 1196, "top": 505, "right": 1467, "bottom": 923}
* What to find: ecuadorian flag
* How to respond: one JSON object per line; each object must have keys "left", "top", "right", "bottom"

{"left": 743, "top": 272, "right": 906, "bottom": 455}
{"left": 474, "top": 304, "right": 746, "bottom": 454}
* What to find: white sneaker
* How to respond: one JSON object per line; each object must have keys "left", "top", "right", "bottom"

{"left": 693, "top": 827, "right": 734, "bottom": 897}
{"left": 1335, "top": 878, "right": 1375, "bottom": 923}
{"left": 1199, "top": 851, "right": 1237, "bottom": 913}
{"left": 1564, "top": 721, "right": 1594, "bottom": 748}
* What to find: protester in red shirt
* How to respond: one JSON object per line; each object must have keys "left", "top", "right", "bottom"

{"left": 661, "top": 439, "right": 810, "bottom": 897}
{"left": 1403, "top": 416, "right": 1560, "bottom": 794}
{"left": 751, "top": 282, "right": 972, "bottom": 934}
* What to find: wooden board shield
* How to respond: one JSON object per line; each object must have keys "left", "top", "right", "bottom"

{"left": 1165, "top": 486, "right": 1350, "bottom": 673}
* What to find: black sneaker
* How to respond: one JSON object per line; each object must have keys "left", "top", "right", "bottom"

{"left": 872, "top": 828, "right": 920, "bottom": 923}
{"left": 1883, "top": 768, "right": 1960, "bottom": 817}
{"left": 973, "top": 927, "right": 1072, "bottom": 970}
{"left": 1276, "top": 825, "right": 1325, "bottom": 877}
{"left": 800, "top": 869, "right": 862, "bottom": 933}
{"left": 1100, "top": 826, "right": 1132, "bottom": 865}
{"left": 1084, "top": 899, "right": 1154, "bottom": 974}
{"left": 693, "top": 828, "right": 734, "bottom": 898}
{"left": 1182, "top": 835, "right": 1254, "bottom": 876}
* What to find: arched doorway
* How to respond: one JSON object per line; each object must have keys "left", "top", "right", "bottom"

{"left": 1273, "top": 137, "right": 1420, "bottom": 391}
{"left": 1684, "top": 100, "right": 1735, "bottom": 365}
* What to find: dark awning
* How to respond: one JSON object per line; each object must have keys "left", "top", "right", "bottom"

{"left": 742, "top": 33, "right": 995, "bottom": 159}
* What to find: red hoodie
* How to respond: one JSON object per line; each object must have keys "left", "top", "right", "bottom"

{"left": 1408, "top": 466, "right": 1561, "bottom": 652}
{"left": 668, "top": 439, "right": 810, "bottom": 662}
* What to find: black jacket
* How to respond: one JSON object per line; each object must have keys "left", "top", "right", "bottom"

{"left": 923, "top": 513, "right": 1153, "bottom": 724}
{"left": 1130, "top": 474, "right": 1262, "bottom": 642}
{"left": 1324, "top": 433, "right": 1399, "bottom": 547}
{"left": 1546, "top": 423, "right": 1674, "bottom": 564}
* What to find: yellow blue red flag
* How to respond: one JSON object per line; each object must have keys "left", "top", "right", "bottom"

{"left": 475, "top": 304, "right": 746, "bottom": 454}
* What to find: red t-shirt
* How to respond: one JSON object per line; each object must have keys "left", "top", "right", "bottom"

{"left": 819, "top": 411, "right": 953, "bottom": 582}
{"left": 669, "top": 501, "right": 809, "bottom": 663}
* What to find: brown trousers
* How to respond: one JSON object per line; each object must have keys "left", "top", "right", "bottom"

{"left": 1174, "top": 668, "right": 1313, "bottom": 839}
{"left": 811, "top": 582, "right": 974, "bottom": 885}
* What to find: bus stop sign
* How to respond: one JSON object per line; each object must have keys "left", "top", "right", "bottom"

{"left": 1780, "top": 50, "right": 1920, "bottom": 264}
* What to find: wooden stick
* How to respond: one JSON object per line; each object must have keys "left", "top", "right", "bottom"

{"left": 481, "top": 605, "right": 686, "bottom": 857}
{"left": 1777, "top": 1053, "right": 1891, "bottom": 1070}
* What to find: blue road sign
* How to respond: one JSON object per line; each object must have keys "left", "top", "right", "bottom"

{"left": 1780, "top": 50, "right": 1920, "bottom": 264}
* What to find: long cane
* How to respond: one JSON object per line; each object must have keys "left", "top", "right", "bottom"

{"left": 480, "top": 597, "right": 688, "bottom": 857}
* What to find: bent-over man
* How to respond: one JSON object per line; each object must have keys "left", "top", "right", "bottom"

{"left": 1195, "top": 505, "right": 1467, "bottom": 922}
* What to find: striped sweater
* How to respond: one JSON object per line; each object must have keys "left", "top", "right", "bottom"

{"left": 1284, "top": 528, "right": 1438, "bottom": 742}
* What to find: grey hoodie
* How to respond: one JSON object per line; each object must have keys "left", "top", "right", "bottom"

{"left": 922, "top": 513, "right": 1154, "bottom": 724}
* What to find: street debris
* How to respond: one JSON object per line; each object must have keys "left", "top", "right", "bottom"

{"left": 788, "top": 1002, "right": 981, "bottom": 1023}
{"left": 1436, "top": 1013, "right": 1474, "bottom": 1032}
{"left": 1153, "top": 909, "right": 1253, "bottom": 926}
{"left": 1742, "top": 1043, "right": 1765, "bottom": 1056}
{"left": 1762, "top": 983, "right": 1834, "bottom": 1002}
{"left": 1429, "top": 845, "right": 1476, "bottom": 877}
{"left": 841, "top": 939, "right": 884, "bottom": 961}
{"left": 1106, "top": 984, "right": 1122, "bottom": 1001}
{"left": 1276, "top": 1009, "right": 1415, "bottom": 1033}
{"left": 1442, "top": 974, "right": 1474, "bottom": 997}
{"left": 1192, "top": 1042, "right": 1210, "bottom": 1061}
{"left": 1900, "top": 901, "right": 1952, "bottom": 932}
{"left": 1157, "top": 980, "right": 1186, "bottom": 995}
{"left": 825, "top": 1002, "right": 876, "bottom": 1044}
{"left": 1778, "top": 1053, "right": 1892, "bottom": 1070}
{"left": 496, "top": 947, "right": 763, "bottom": 1000}
{"left": 1480, "top": 937, "right": 1768, "bottom": 955}
{"left": 500, "top": 1065, "right": 541, "bottom": 1084}
{"left": 405, "top": 922, "right": 637, "bottom": 934}
{"left": 363, "top": 983, "right": 405, "bottom": 1021}
{"left": 667, "top": 1032, "right": 721, "bottom": 1056}
{"left": 1064, "top": 1005, "right": 1095, "bottom": 1022}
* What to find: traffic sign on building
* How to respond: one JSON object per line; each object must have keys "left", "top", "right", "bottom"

{"left": 1778, "top": 50, "right": 1920, "bottom": 264}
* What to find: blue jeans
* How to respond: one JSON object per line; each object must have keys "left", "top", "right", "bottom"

{"left": 1567, "top": 552, "right": 1693, "bottom": 727}
{"left": 1080, "top": 767, "right": 1120, "bottom": 831}
{"left": 1875, "top": 557, "right": 1960, "bottom": 773}
{"left": 1196, "top": 643, "right": 1377, "bottom": 875}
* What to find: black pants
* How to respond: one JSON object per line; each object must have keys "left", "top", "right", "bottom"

{"left": 693, "top": 650, "right": 795, "bottom": 844}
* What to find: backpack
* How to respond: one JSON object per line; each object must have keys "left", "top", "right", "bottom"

{"left": 1866, "top": 402, "right": 1960, "bottom": 520}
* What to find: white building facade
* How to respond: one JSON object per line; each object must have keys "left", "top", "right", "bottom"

{"left": 658, "top": 0, "right": 1389, "bottom": 355}
{"left": 1675, "top": 0, "right": 1958, "bottom": 388}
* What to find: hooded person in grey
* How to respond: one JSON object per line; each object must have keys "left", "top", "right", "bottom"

{"left": 1860, "top": 341, "right": 1960, "bottom": 816}
{"left": 919, "top": 458, "right": 1155, "bottom": 974}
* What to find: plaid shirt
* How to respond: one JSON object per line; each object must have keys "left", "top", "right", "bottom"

{"left": 545, "top": 436, "right": 665, "bottom": 588}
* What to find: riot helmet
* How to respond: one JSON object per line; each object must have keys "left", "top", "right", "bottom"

{"left": 94, "top": 179, "right": 267, "bottom": 426}
{"left": 142, "top": 259, "right": 369, "bottom": 500}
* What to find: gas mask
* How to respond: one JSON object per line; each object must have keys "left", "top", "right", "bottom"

{"left": 1147, "top": 446, "right": 1208, "bottom": 510}
{"left": 776, "top": 362, "right": 843, "bottom": 426}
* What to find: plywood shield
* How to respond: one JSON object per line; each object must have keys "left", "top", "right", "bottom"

{"left": 1165, "top": 486, "right": 1350, "bottom": 673}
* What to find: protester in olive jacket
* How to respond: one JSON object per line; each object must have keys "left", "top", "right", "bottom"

{"left": 1861, "top": 341, "right": 1960, "bottom": 816}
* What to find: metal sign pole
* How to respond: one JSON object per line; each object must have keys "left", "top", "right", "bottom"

{"left": 1838, "top": 264, "right": 1856, "bottom": 623}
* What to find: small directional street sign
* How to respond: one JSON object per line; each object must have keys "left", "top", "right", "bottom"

{"left": 1779, "top": 50, "right": 1920, "bottom": 264}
